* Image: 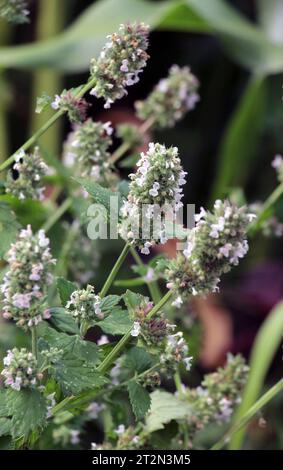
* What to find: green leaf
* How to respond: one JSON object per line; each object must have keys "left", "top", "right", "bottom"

{"left": 0, "top": 418, "right": 12, "bottom": 437}
{"left": 48, "top": 307, "right": 79, "bottom": 335}
{"left": 257, "top": 0, "right": 283, "bottom": 44}
{"left": 6, "top": 389, "right": 47, "bottom": 438}
{"left": 52, "top": 355, "right": 106, "bottom": 395}
{"left": 210, "top": 75, "right": 266, "bottom": 201}
{"left": 124, "top": 346, "right": 153, "bottom": 374}
{"left": 100, "top": 295, "right": 121, "bottom": 315}
{"left": 229, "top": 300, "right": 283, "bottom": 449}
{"left": 75, "top": 178, "right": 122, "bottom": 220}
{"left": 56, "top": 277, "right": 77, "bottom": 307}
{"left": 128, "top": 381, "right": 151, "bottom": 421}
{"left": 98, "top": 309, "right": 132, "bottom": 336}
{"left": 123, "top": 290, "right": 145, "bottom": 314}
{"left": 42, "top": 326, "right": 99, "bottom": 364}
{"left": 35, "top": 92, "right": 52, "bottom": 114}
{"left": 0, "top": 202, "right": 20, "bottom": 258}
{"left": 144, "top": 390, "right": 192, "bottom": 434}
{"left": 0, "top": 390, "right": 8, "bottom": 418}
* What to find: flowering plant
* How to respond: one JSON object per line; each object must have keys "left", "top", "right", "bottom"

{"left": 0, "top": 18, "right": 282, "bottom": 452}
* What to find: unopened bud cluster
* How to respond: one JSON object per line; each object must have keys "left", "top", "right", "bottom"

{"left": 1, "top": 225, "right": 55, "bottom": 329}
{"left": 90, "top": 23, "right": 149, "bottom": 109}
{"left": 1, "top": 348, "right": 40, "bottom": 391}
{"left": 136, "top": 65, "right": 199, "bottom": 129}
{"left": 116, "top": 123, "right": 143, "bottom": 148}
{"left": 0, "top": 0, "right": 29, "bottom": 24}
{"left": 66, "top": 284, "right": 103, "bottom": 323}
{"left": 166, "top": 200, "right": 254, "bottom": 299}
{"left": 63, "top": 119, "right": 117, "bottom": 184}
{"left": 6, "top": 147, "right": 48, "bottom": 201}
{"left": 185, "top": 354, "right": 249, "bottom": 434}
{"left": 119, "top": 143, "right": 187, "bottom": 254}
{"left": 52, "top": 90, "right": 89, "bottom": 124}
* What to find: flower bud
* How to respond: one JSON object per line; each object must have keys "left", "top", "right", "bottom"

{"left": 135, "top": 65, "right": 199, "bottom": 129}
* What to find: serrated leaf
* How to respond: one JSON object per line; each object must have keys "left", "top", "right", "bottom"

{"left": 122, "top": 290, "right": 146, "bottom": 314}
{"left": 35, "top": 92, "right": 52, "bottom": 114}
{"left": 75, "top": 178, "right": 122, "bottom": 220}
{"left": 6, "top": 389, "right": 47, "bottom": 438}
{"left": 48, "top": 307, "right": 79, "bottom": 335}
{"left": 0, "top": 418, "right": 12, "bottom": 437}
{"left": 42, "top": 326, "right": 99, "bottom": 364}
{"left": 128, "top": 381, "right": 151, "bottom": 421}
{"left": 52, "top": 355, "right": 107, "bottom": 395}
{"left": 100, "top": 295, "right": 121, "bottom": 315}
{"left": 144, "top": 390, "right": 192, "bottom": 434}
{"left": 124, "top": 347, "right": 153, "bottom": 374}
{"left": 0, "top": 202, "right": 20, "bottom": 258}
{"left": 98, "top": 309, "right": 132, "bottom": 336}
{"left": 56, "top": 277, "right": 77, "bottom": 307}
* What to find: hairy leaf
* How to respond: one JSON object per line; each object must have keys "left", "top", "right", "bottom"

{"left": 123, "top": 347, "right": 153, "bottom": 374}
{"left": 128, "top": 381, "right": 151, "bottom": 421}
{"left": 144, "top": 390, "right": 192, "bottom": 434}
{"left": 98, "top": 309, "right": 132, "bottom": 336}
{"left": 0, "top": 418, "right": 12, "bottom": 437}
{"left": 42, "top": 326, "right": 99, "bottom": 364}
{"left": 52, "top": 355, "right": 106, "bottom": 395}
{"left": 6, "top": 389, "right": 47, "bottom": 438}
{"left": 48, "top": 307, "right": 79, "bottom": 335}
{"left": 56, "top": 277, "right": 77, "bottom": 307}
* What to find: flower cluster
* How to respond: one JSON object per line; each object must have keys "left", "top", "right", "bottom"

{"left": 183, "top": 354, "right": 249, "bottom": 436}
{"left": 52, "top": 90, "right": 89, "bottom": 124}
{"left": 135, "top": 65, "right": 199, "bottom": 129}
{"left": 166, "top": 200, "right": 255, "bottom": 299}
{"left": 0, "top": 0, "right": 29, "bottom": 24}
{"left": 116, "top": 123, "right": 143, "bottom": 149}
{"left": 1, "top": 348, "right": 40, "bottom": 391}
{"left": 5, "top": 147, "right": 48, "bottom": 201}
{"left": 65, "top": 285, "right": 103, "bottom": 323}
{"left": 63, "top": 119, "right": 117, "bottom": 185}
{"left": 119, "top": 143, "right": 187, "bottom": 254}
{"left": 90, "top": 23, "right": 149, "bottom": 109}
{"left": 1, "top": 225, "right": 55, "bottom": 329}
{"left": 160, "top": 331, "right": 193, "bottom": 373}
{"left": 272, "top": 154, "right": 283, "bottom": 183}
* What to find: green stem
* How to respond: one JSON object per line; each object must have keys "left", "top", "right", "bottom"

{"left": 42, "top": 197, "right": 72, "bottom": 233}
{"left": 97, "top": 290, "right": 173, "bottom": 374}
{"left": 211, "top": 378, "right": 283, "bottom": 450}
{"left": 110, "top": 117, "right": 155, "bottom": 165}
{"left": 249, "top": 181, "right": 283, "bottom": 234}
{"left": 0, "top": 76, "right": 97, "bottom": 172}
{"left": 31, "top": 327, "right": 38, "bottom": 359}
{"left": 99, "top": 243, "right": 131, "bottom": 298}
{"left": 174, "top": 369, "right": 183, "bottom": 395}
{"left": 129, "top": 246, "right": 162, "bottom": 304}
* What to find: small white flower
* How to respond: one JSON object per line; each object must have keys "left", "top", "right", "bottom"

{"left": 131, "top": 321, "right": 141, "bottom": 337}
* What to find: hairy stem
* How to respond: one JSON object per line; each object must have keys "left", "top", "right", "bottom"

{"left": 31, "top": 327, "right": 38, "bottom": 359}
{"left": 249, "top": 181, "right": 283, "bottom": 234}
{"left": 42, "top": 197, "right": 72, "bottom": 233}
{"left": 110, "top": 116, "right": 155, "bottom": 165}
{"left": 97, "top": 290, "right": 173, "bottom": 373}
{"left": 130, "top": 246, "right": 162, "bottom": 303}
{"left": 211, "top": 378, "right": 283, "bottom": 450}
{"left": 0, "top": 76, "right": 97, "bottom": 172}
{"left": 99, "top": 243, "right": 131, "bottom": 298}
